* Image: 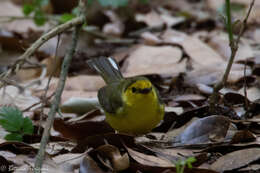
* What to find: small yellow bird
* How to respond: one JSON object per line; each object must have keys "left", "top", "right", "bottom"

{"left": 87, "top": 57, "right": 164, "bottom": 134}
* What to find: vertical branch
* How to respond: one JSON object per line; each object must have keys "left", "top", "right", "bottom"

{"left": 209, "top": 0, "right": 255, "bottom": 112}
{"left": 225, "top": 0, "right": 234, "bottom": 43}
{"left": 34, "top": 25, "right": 81, "bottom": 172}
{"left": 34, "top": 0, "right": 86, "bottom": 171}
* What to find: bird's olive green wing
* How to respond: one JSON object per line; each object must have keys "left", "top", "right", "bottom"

{"left": 154, "top": 86, "right": 164, "bottom": 105}
{"left": 98, "top": 82, "right": 124, "bottom": 114}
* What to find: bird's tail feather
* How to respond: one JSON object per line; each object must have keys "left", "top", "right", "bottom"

{"left": 87, "top": 57, "right": 123, "bottom": 83}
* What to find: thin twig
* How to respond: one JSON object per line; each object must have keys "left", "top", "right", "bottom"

{"left": 37, "top": 34, "right": 61, "bottom": 135}
{"left": 22, "top": 92, "right": 55, "bottom": 112}
{"left": 0, "top": 78, "right": 24, "bottom": 92}
{"left": 209, "top": 0, "right": 255, "bottom": 112}
{"left": 243, "top": 59, "right": 249, "bottom": 112}
{"left": 1, "top": 15, "right": 85, "bottom": 79}
{"left": 34, "top": 0, "right": 86, "bottom": 171}
{"left": 34, "top": 26, "right": 81, "bottom": 172}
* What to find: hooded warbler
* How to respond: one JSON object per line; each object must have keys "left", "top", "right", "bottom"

{"left": 87, "top": 57, "right": 164, "bottom": 134}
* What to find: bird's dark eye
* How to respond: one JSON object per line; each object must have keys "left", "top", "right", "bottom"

{"left": 132, "top": 87, "right": 137, "bottom": 93}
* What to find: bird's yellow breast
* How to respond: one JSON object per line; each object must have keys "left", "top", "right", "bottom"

{"left": 105, "top": 80, "right": 164, "bottom": 134}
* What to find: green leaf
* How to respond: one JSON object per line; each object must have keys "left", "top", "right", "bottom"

{"left": 186, "top": 157, "right": 196, "bottom": 168}
{"left": 23, "top": 4, "right": 35, "bottom": 16}
{"left": 22, "top": 117, "right": 34, "bottom": 135}
{"left": 0, "top": 107, "right": 24, "bottom": 132}
{"left": 34, "top": 10, "right": 46, "bottom": 26}
{"left": 98, "top": 0, "right": 128, "bottom": 8}
{"left": 5, "top": 133, "right": 23, "bottom": 142}
{"left": 59, "top": 13, "right": 76, "bottom": 23}
{"left": 0, "top": 107, "right": 34, "bottom": 141}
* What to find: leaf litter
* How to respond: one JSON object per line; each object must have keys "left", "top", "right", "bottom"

{"left": 0, "top": 0, "right": 260, "bottom": 172}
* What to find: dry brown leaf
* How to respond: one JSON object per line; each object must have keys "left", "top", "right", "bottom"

{"left": 123, "top": 45, "right": 184, "bottom": 76}
{"left": 52, "top": 153, "right": 84, "bottom": 172}
{"left": 207, "top": 0, "right": 260, "bottom": 23}
{"left": 174, "top": 94, "right": 205, "bottom": 102}
{"left": 208, "top": 31, "right": 254, "bottom": 61}
{"left": 141, "top": 32, "right": 162, "bottom": 45}
{"left": 149, "top": 147, "right": 196, "bottom": 163}
{"left": 230, "top": 130, "right": 256, "bottom": 144}
{"left": 41, "top": 56, "right": 62, "bottom": 77}
{"left": 185, "top": 61, "right": 251, "bottom": 85}
{"left": 65, "top": 75, "right": 105, "bottom": 91}
{"left": 167, "top": 117, "right": 200, "bottom": 140}
{"left": 160, "top": 29, "right": 251, "bottom": 84}
{"left": 31, "top": 141, "right": 76, "bottom": 155}
{"left": 136, "top": 11, "right": 164, "bottom": 27}
{"left": 80, "top": 155, "right": 105, "bottom": 173}
{"left": 53, "top": 117, "right": 114, "bottom": 140}
{"left": 103, "top": 10, "right": 124, "bottom": 36}
{"left": 210, "top": 148, "right": 260, "bottom": 172}
{"left": 30, "top": 76, "right": 101, "bottom": 102}
{"left": 174, "top": 115, "right": 230, "bottom": 145}
{"left": 95, "top": 144, "right": 130, "bottom": 171}
{"left": 16, "top": 68, "right": 43, "bottom": 81}
{"left": 238, "top": 87, "right": 260, "bottom": 101}
{"left": 125, "top": 146, "right": 173, "bottom": 167}
{"left": 162, "top": 29, "right": 225, "bottom": 68}
{"left": 0, "top": 85, "right": 40, "bottom": 110}
{"left": 60, "top": 90, "right": 97, "bottom": 104}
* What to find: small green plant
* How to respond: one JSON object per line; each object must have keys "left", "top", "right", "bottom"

{"left": 0, "top": 107, "right": 34, "bottom": 142}
{"left": 23, "top": 0, "right": 49, "bottom": 26}
{"left": 175, "top": 157, "right": 196, "bottom": 173}
{"left": 23, "top": 0, "right": 150, "bottom": 25}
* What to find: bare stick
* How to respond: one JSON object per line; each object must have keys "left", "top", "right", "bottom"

{"left": 2, "top": 15, "right": 85, "bottom": 78}
{"left": 243, "top": 60, "right": 249, "bottom": 111}
{"left": 34, "top": 1, "right": 86, "bottom": 171}
{"left": 37, "top": 35, "right": 61, "bottom": 135}
{"left": 209, "top": 0, "right": 255, "bottom": 112}
{"left": 34, "top": 26, "right": 81, "bottom": 172}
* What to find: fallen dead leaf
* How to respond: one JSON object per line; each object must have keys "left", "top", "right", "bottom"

{"left": 174, "top": 115, "right": 230, "bottom": 145}
{"left": 52, "top": 153, "right": 84, "bottom": 172}
{"left": 0, "top": 85, "right": 40, "bottom": 110}
{"left": 65, "top": 75, "right": 105, "bottom": 91}
{"left": 239, "top": 87, "right": 260, "bottom": 101}
{"left": 80, "top": 155, "right": 105, "bottom": 173}
{"left": 103, "top": 10, "right": 124, "bottom": 36}
{"left": 136, "top": 11, "right": 164, "bottom": 27}
{"left": 161, "top": 29, "right": 225, "bottom": 68}
{"left": 53, "top": 117, "right": 114, "bottom": 141}
{"left": 210, "top": 148, "right": 260, "bottom": 172}
{"left": 208, "top": 31, "right": 254, "bottom": 61}
{"left": 123, "top": 45, "right": 184, "bottom": 76}
{"left": 93, "top": 144, "right": 130, "bottom": 171}
{"left": 125, "top": 146, "right": 173, "bottom": 167}
{"left": 230, "top": 130, "right": 256, "bottom": 144}
{"left": 207, "top": 0, "right": 260, "bottom": 23}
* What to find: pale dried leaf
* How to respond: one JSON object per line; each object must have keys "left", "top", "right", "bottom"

{"left": 124, "top": 45, "right": 184, "bottom": 76}
{"left": 126, "top": 146, "right": 173, "bottom": 167}
{"left": 211, "top": 148, "right": 260, "bottom": 172}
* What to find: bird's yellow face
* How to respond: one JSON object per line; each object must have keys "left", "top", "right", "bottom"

{"left": 123, "top": 80, "right": 154, "bottom": 106}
